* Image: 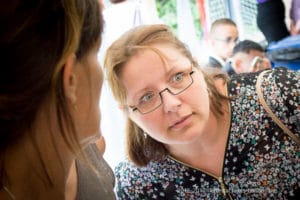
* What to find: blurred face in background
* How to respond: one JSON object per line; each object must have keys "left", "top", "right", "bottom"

{"left": 210, "top": 24, "right": 239, "bottom": 61}
{"left": 232, "top": 49, "right": 271, "bottom": 73}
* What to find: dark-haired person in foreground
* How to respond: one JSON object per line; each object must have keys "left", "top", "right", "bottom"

{"left": 0, "top": 0, "right": 115, "bottom": 199}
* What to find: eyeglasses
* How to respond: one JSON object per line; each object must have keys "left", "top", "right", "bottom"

{"left": 129, "top": 70, "right": 195, "bottom": 114}
{"left": 250, "top": 56, "right": 264, "bottom": 70}
{"left": 250, "top": 55, "right": 272, "bottom": 71}
{"left": 214, "top": 37, "right": 239, "bottom": 44}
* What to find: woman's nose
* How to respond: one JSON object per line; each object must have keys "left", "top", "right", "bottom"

{"left": 160, "top": 89, "right": 182, "bottom": 113}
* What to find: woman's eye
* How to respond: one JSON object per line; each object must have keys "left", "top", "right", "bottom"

{"left": 172, "top": 72, "right": 184, "bottom": 82}
{"left": 139, "top": 92, "right": 154, "bottom": 104}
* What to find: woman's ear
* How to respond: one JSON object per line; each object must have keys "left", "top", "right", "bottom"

{"left": 63, "top": 54, "right": 77, "bottom": 104}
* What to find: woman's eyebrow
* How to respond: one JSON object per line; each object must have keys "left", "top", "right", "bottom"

{"left": 165, "top": 65, "right": 191, "bottom": 77}
{"left": 165, "top": 67, "right": 177, "bottom": 77}
{"left": 131, "top": 86, "right": 153, "bottom": 101}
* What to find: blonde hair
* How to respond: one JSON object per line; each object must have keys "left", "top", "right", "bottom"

{"left": 105, "top": 24, "right": 228, "bottom": 166}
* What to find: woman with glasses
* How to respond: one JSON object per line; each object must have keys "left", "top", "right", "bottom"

{"left": 104, "top": 24, "right": 299, "bottom": 199}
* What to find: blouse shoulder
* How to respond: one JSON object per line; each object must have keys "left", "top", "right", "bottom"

{"left": 76, "top": 143, "right": 116, "bottom": 200}
{"left": 262, "top": 67, "right": 299, "bottom": 86}
{"left": 114, "top": 159, "right": 157, "bottom": 188}
{"left": 228, "top": 67, "right": 299, "bottom": 96}
{"left": 258, "top": 68, "right": 299, "bottom": 108}
{"left": 228, "top": 67, "right": 300, "bottom": 137}
{"left": 114, "top": 158, "right": 171, "bottom": 199}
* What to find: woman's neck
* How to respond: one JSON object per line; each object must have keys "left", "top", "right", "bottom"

{"left": 167, "top": 82, "right": 231, "bottom": 175}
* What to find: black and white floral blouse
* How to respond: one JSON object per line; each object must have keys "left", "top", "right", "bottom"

{"left": 115, "top": 68, "right": 300, "bottom": 200}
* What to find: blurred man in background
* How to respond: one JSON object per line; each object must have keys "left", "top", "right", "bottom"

{"left": 207, "top": 18, "right": 239, "bottom": 69}
{"left": 224, "top": 40, "right": 271, "bottom": 75}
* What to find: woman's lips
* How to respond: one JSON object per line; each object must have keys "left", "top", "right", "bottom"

{"left": 169, "top": 114, "right": 193, "bottom": 130}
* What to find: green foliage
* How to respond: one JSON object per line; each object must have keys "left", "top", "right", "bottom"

{"left": 189, "top": 0, "right": 202, "bottom": 39}
{"left": 155, "top": 0, "right": 202, "bottom": 39}
{"left": 156, "top": 0, "right": 178, "bottom": 34}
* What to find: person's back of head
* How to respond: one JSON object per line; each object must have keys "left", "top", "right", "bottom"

{"left": 231, "top": 40, "right": 271, "bottom": 73}
{"left": 0, "top": 0, "right": 103, "bottom": 199}
{"left": 208, "top": 18, "right": 239, "bottom": 62}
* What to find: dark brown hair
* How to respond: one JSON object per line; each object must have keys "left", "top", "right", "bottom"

{"left": 109, "top": 0, "right": 126, "bottom": 3}
{"left": 0, "top": 0, "right": 103, "bottom": 189}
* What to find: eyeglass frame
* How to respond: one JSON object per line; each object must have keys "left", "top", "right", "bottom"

{"left": 214, "top": 37, "right": 239, "bottom": 44}
{"left": 250, "top": 55, "right": 268, "bottom": 71}
{"left": 129, "top": 69, "right": 195, "bottom": 115}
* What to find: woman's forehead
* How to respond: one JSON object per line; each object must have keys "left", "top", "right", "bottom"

{"left": 121, "top": 47, "right": 190, "bottom": 97}
{"left": 130, "top": 44, "right": 188, "bottom": 66}
{"left": 123, "top": 49, "right": 168, "bottom": 78}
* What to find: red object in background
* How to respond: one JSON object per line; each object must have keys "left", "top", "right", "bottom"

{"left": 196, "top": 0, "right": 207, "bottom": 40}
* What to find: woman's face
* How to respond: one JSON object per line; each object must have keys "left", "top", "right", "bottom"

{"left": 74, "top": 44, "right": 103, "bottom": 145}
{"left": 121, "top": 44, "right": 211, "bottom": 146}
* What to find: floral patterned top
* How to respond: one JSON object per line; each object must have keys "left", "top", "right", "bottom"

{"left": 115, "top": 68, "right": 300, "bottom": 200}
